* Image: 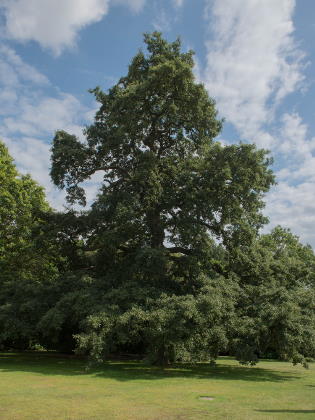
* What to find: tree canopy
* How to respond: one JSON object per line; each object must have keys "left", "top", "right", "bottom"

{"left": 51, "top": 33, "right": 274, "bottom": 252}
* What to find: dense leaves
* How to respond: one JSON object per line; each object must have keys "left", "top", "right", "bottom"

{"left": 230, "top": 227, "right": 315, "bottom": 367}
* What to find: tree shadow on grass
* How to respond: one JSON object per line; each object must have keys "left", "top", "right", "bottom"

{"left": 0, "top": 353, "right": 301, "bottom": 383}
{"left": 256, "top": 410, "right": 315, "bottom": 414}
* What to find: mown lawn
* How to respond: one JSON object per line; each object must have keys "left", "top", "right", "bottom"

{"left": 0, "top": 353, "right": 314, "bottom": 420}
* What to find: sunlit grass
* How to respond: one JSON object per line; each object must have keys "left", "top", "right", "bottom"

{"left": 0, "top": 353, "right": 314, "bottom": 419}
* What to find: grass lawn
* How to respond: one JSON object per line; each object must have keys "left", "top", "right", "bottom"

{"left": 0, "top": 353, "right": 314, "bottom": 420}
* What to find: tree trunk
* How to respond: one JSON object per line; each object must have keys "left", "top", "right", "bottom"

{"left": 147, "top": 208, "right": 165, "bottom": 249}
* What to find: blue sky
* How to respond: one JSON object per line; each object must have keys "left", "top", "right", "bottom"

{"left": 0, "top": 0, "right": 314, "bottom": 246}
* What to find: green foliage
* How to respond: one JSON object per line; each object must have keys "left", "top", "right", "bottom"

{"left": 0, "top": 141, "right": 61, "bottom": 349}
{"left": 229, "top": 226, "right": 315, "bottom": 366}
{"left": 75, "top": 273, "right": 237, "bottom": 364}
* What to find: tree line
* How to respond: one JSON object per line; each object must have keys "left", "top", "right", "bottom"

{"left": 1, "top": 33, "right": 314, "bottom": 366}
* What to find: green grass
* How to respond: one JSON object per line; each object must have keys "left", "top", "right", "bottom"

{"left": 0, "top": 353, "right": 314, "bottom": 419}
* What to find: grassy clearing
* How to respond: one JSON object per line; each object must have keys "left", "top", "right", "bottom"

{"left": 0, "top": 353, "right": 314, "bottom": 420}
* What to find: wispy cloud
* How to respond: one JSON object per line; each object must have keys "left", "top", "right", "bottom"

{"left": 264, "top": 113, "right": 315, "bottom": 244}
{"left": 3, "top": 94, "right": 85, "bottom": 138}
{"left": 203, "top": 0, "right": 304, "bottom": 142}
{"left": 0, "top": 44, "right": 49, "bottom": 85}
{"left": 265, "top": 179, "right": 315, "bottom": 246}
{"left": 152, "top": 6, "right": 171, "bottom": 32}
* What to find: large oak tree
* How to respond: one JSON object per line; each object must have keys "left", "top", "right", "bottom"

{"left": 51, "top": 33, "right": 275, "bottom": 364}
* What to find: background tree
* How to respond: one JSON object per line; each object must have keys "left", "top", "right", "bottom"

{"left": 229, "top": 226, "right": 315, "bottom": 367}
{"left": 0, "top": 141, "right": 61, "bottom": 349}
{"left": 51, "top": 33, "right": 275, "bottom": 364}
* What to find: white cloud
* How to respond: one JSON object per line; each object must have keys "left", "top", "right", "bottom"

{"left": 264, "top": 114, "right": 315, "bottom": 246}
{"left": 0, "top": 44, "right": 49, "bottom": 117}
{"left": 0, "top": 44, "right": 49, "bottom": 84}
{"left": 279, "top": 113, "right": 315, "bottom": 159}
{"left": 1, "top": 0, "right": 110, "bottom": 55}
{"left": 265, "top": 180, "right": 315, "bottom": 246}
{"left": 1, "top": 46, "right": 48, "bottom": 93}
{"left": 277, "top": 113, "right": 315, "bottom": 182}
{"left": 0, "top": 45, "right": 86, "bottom": 139}
{"left": 203, "top": 0, "right": 304, "bottom": 141}
{"left": 3, "top": 94, "right": 85, "bottom": 137}
{"left": 0, "top": 0, "right": 147, "bottom": 55}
